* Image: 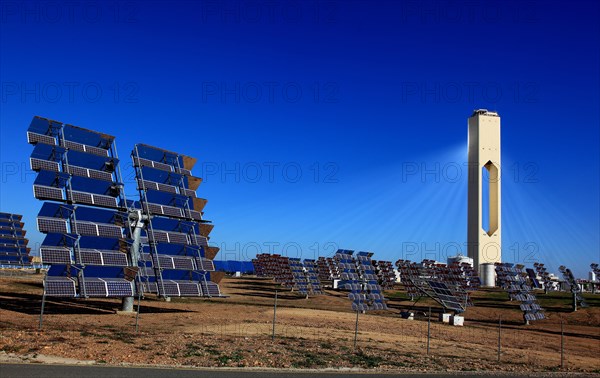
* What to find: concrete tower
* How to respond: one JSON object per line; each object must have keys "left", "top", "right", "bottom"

{"left": 467, "top": 109, "right": 501, "bottom": 285}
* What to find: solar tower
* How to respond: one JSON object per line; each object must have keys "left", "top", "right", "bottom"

{"left": 0, "top": 213, "right": 32, "bottom": 266}
{"left": 467, "top": 110, "right": 502, "bottom": 283}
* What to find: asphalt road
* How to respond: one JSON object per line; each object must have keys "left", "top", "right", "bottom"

{"left": 0, "top": 363, "right": 574, "bottom": 378}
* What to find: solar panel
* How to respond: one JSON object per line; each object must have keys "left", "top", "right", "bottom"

{"left": 495, "top": 263, "right": 546, "bottom": 323}
{"left": 82, "top": 278, "right": 109, "bottom": 297}
{"left": 30, "top": 157, "right": 60, "bottom": 172}
{"left": 27, "top": 131, "right": 56, "bottom": 146}
{"left": 105, "top": 279, "right": 135, "bottom": 297}
{"left": 252, "top": 254, "right": 323, "bottom": 296}
{"left": 172, "top": 256, "right": 195, "bottom": 270}
{"left": 65, "top": 164, "right": 113, "bottom": 182}
{"left": 139, "top": 281, "right": 158, "bottom": 293}
{"left": 93, "top": 223, "right": 123, "bottom": 238}
{"left": 29, "top": 117, "right": 133, "bottom": 300}
{"left": 131, "top": 143, "right": 221, "bottom": 298}
{"left": 63, "top": 140, "right": 109, "bottom": 157}
{"left": 177, "top": 281, "right": 201, "bottom": 296}
{"left": 193, "top": 235, "right": 208, "bottom": 247}
{"left": 395, "top": 259, "right": 475, "bottom": 313}
{"left": 80, "top": 278, "right": 135, "bottom": 297}
{"left": 140, "top": 179, "right": 175, "bottom": 193}
{"left": 45, "top": 277, "right": 77, "bottom": 297}
{"left": 372, "top": 260, "right": 396, "bottom": 290}
{"left": 160, "top": 281, "right": 181, "bottom": 296}
{"left": 181, "top": 188, "right": 196, "bottom": 197}
{"left": 29, "top": 117, "right": 223, "bottom": 305}
{"left": 34, "top": 185, "right": 64, "bottom": 201}
{"left": 66, "top": 191, "right": 119, "bottom": 209}
{"left": 558, "top": 265, "right": 588, "bottom": 309}
{"left": 133, "top": 156, "right": 174, "bottom": 173}
{"left": 200, "top": 281, "right": 222, "bottom": 297}
{"left": 0, "top": 213, "right": 33, "bottom": 266}
{"left": 37, "top": 217, "right": 69, "bottom": 234}
{"left": 334, "top": 250, "right": 388, "bottom": 311}
{"left": 196, "top": 258, "right": 215, "bottom": 271}
{"left": 98, "top": 251, "right": 128, "bottom": 266}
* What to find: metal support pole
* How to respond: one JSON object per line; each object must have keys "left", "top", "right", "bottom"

{"left": 426, "top": 306, "right": 431, "bottom": 355}
{"left": 497, "top": 316, "right": 502, "bottom": 362}
{"left": 560, "top": 320, "right": 564, "bottom": 369}
{"left": 272, "top": 290, "right": 278, "bottom": 341}
{"left": 39, "top": 290, "right": 47, "bottom": 330}
{"left": 135, "top": 276, "right": 142, "bottom": 333}
{"left": 353, "top": 308, "right": 359, "bottom": 352}
{"left": 572, "top": 292, "right": 577, "bottom": 312}
{"left": 123, "top": 211, "right": 145, "bottom": 312}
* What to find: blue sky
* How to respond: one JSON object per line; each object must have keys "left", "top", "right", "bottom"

{"left": 1, "top": 0, "right": 598, "bottom": 278}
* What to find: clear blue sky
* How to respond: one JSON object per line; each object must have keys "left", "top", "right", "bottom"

{"left": 1, "top": 0, "right": 598, "bottom": 278}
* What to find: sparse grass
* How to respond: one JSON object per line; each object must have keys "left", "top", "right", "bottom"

{"left": 183, "top": 342, "right": 203, "bottom": 357}
{"left": 204, "top": 344, "right": 221, "bottom": 356}
{"left": 292, "top": 352, "right": 326, "bottom": 368}
{"left": 2, "top": 344, "right": 22, "bottom": 353}
{"left": 215, "top": 350, "right": 243, "bottom": 365}
{"left": 109, "top": 331, "right": 135, "bottom": 344}
{"left": 349, "top": 351, "right": 384, "bottom": 368}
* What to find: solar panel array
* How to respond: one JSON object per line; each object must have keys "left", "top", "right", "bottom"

{"left": 558, "top": 265, "right": 588, "bottom": 309}
{"left": 335, "top": 250, "right": 388, "bottom": 311}
{"left": 0, "top": 213, "right": 32, "bottom": 266}
{"left": 592, "top": 263, "right": 600, "bottom": 278}
{"left": 395, "top": 259, "right": 478, "bottom": 313}
{"left": 372, "top": 259, "right": 396, "bottom": 290}
{"left": 252, "top": 254, "right": 323, "bottom": 296}
{"left": 495, "top": 263, "right": 545, "bottom": 322}
{"left": 533, "top": 262, "right": 553, "bottom": 291}
{"left": 253, "top": 253, "right": 289, "bottom": 279}
{"left": 28, "top": 116, "right": 223, "bottom": 300}
{"left": 303, "top": 259, "right": 323, "bottom": 294}
{"left": 132, "top": 143, "right": 222, "bottom": 298}
{"left": 525, "top": 268, "right": 541, "bottom": 288}
{"left": 28, "top": 116, "right": 134, "bottom": 298}
{"left": 395, "top": 260, "right": 421, "bottom": 300}
{"left": 316, "top": 257, "right": 338, "bottom": 282}
{"left": 592, "top": 263, "right": 600, "bottom": 292}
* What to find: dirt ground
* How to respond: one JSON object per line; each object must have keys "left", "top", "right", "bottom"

{"left": 1, "top": 274, "right": 599, "bottom": 374}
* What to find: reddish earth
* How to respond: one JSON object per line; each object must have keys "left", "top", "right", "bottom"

{"left": 1, "top": 274, "right": 599, "bottom": 373}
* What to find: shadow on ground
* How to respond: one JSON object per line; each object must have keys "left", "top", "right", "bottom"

{"left": 0, "top": 291, "right": 193, "bottom": 315}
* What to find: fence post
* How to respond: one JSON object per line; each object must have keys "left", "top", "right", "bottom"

{"left": 353, "top": 308, "right": 359, "bottom": 352}
{"left": 497, "top": 316, "right": 502, "bottom": 362}
{"left": 272, "top": 290, "right": 277, "bottom": 341}
{"left": 560, "top": 320, "right": 564, "bottom": 369}
{"left": 427, "top": 307, "right": 431, "bottom": 355}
